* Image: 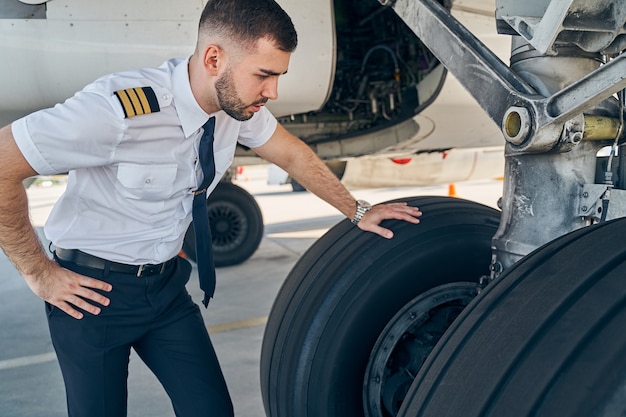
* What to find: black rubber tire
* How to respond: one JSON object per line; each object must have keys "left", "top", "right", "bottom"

{"left": 397, "top": 217, "right": 626, "bottom": 417}
{"left": 260, "top": 196, "right": 501, "bottom": 417}
{"left": 182, "top": 182, "right": 263, "bottom": 267}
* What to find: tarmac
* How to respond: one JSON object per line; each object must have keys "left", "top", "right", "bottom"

{"left": 0, "top": 166, "right": 503, "bottom": 417}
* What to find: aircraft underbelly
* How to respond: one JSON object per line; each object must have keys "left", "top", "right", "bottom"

{"left": 0, "top": 0, "right": 335, "bottom": 124}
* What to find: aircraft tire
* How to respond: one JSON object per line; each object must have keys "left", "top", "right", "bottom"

{"left": 260, "top": 196, "right": 500, "bottom": 417}
{"left": 397, "top": 217, "right": 626, "bottom": 417}
{"left": 182, "top": 182, "right": 263, "bottom": 267}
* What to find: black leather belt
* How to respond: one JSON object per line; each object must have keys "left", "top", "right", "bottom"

{"left": 54, "top": 247, "right": 175, "bottom": 277}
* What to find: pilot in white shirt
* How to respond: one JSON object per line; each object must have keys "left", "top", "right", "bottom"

{"left": 12, "top": 56, "right": 276, "bottom": 265}
{"left": 0, "top": 0, "right": 421, "bottom": 416}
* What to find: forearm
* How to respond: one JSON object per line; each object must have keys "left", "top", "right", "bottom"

{"left": 254, "top": 124, "right": 422, "bottom": 239}
{"left": 0, "top": 125, "right": 55, "bottom": 283}
{"left": 0, "top": 126, "right": 111, "bottom": 318}
{"left": 0, "top": 177, "right": 113, "bottom": 318}
{"left": 253, "top": 124, "right": 358, "bottom": 218}
{"left": 0, "top": 180, "right": 55, "bottom": 280}
{"left": 281, "top": 145, "right": 357, "bottom": 218}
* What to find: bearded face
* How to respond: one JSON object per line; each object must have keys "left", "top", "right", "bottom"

{"left": 215, "top": 65, "right": 268, "bottom": 121}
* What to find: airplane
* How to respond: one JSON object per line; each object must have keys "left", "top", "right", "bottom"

{"left": 3, "top": 0, "right": 625, "bottom": 417}
{"left": 0, "top": 0, "right": 505, "bottom": 266}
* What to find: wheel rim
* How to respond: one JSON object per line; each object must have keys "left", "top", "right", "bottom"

{"left": 208, "top": 201, "right": 248, "bottom": 253}
{"left": 363, "top": 282, "right": 477, "bottom": 417}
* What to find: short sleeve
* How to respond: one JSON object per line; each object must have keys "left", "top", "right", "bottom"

{"left": 11, "top": 89, "right": 124, "bottom": 175}
{"left": 237, "top": 106, "right": 278, "bottom": 149}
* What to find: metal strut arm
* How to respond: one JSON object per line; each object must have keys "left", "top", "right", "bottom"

{"left": 385, "top": 0, "right": 626, "bottom": 152}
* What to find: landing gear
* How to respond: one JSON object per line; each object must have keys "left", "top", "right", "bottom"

{"left": 260, "top": 196, "right": 500, "bottom": 417}
{"left": 397, "top": 217, "right": 626, "bottom": 417}
{"left": 182, "top": 182, "right": 263, "bottom": 267}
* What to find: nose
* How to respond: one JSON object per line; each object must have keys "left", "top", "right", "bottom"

{"left": 262, "top": 77, "right": 279, "bottom": 100}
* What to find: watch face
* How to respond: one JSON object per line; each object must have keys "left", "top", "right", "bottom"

{"left": 358, "top": 200, "right": 372, "bottom": 209}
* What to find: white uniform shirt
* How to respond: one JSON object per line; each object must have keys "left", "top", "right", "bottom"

{"left": 11, "top": 58, "right": 277, "bottom": 264}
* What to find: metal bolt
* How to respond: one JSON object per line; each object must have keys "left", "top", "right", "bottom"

{"left": 502, "top": 106, "right": 531, "bottom": 145}
{"left": 569, "top": 131, "right": 583, "bottom": 144}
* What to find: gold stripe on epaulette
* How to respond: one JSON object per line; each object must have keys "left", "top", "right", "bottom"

{"left": 114, "top": 86, "right": 160, "bottom": 118}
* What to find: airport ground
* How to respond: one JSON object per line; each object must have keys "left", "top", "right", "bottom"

{"left": 0, "top": 166, "right": 503, "bottom": 417}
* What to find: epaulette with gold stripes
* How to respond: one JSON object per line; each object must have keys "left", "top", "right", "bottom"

{"left": 114, "top": 86, "right": 160, "bottom": 118}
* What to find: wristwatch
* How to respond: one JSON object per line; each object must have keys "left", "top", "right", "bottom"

{"left": 351, "top": 200, "right": 372, "bottom": 225}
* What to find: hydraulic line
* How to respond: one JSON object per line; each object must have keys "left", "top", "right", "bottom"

{"left": 600, "top": 89, "right": 625, "bottom": 222}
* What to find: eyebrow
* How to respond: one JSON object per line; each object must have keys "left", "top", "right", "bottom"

{"left": 260, "top": 68, "right": 288, "bottom": 76}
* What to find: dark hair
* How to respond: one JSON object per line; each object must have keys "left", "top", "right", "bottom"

{"left": 199, "top": 0, "right": 298, "bottom": 53}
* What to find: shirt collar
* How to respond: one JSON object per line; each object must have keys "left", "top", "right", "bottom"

{"left": 172, "top": 57, "right": 215, "bottom": 138}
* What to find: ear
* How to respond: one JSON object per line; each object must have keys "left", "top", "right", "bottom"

{"left": 202, "top": 44, "right": 222, "bottom": 76}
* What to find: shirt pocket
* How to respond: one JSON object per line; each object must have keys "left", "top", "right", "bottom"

{"left": 115, "top": 163, "right": 178, "bottom": 214}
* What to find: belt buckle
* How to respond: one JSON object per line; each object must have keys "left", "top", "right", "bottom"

{"left": 136, "top": 262, "right": 169, "bottom": 277}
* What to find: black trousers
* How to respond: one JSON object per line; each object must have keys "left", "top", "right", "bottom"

{"left": 47, "top": 254, "right": 234, "bottom": 417}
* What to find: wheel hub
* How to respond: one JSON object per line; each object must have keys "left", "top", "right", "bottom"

{"left": 209, "top": 201, "right": 248, "bottom": 253}
{"left": 363, "top": 283, "right": 477, "bottom": 417}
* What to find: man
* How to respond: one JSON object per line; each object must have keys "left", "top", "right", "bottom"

{"left": 0, "top": 0, "right": 422, "bottom": 416}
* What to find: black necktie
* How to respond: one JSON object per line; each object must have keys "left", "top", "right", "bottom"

{"left": 193, "top": 116, "right": 216, "bottom": 307}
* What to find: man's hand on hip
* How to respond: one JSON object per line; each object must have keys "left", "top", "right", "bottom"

{"left": 25, "top": 260, "right": 112, "bottom": 320}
